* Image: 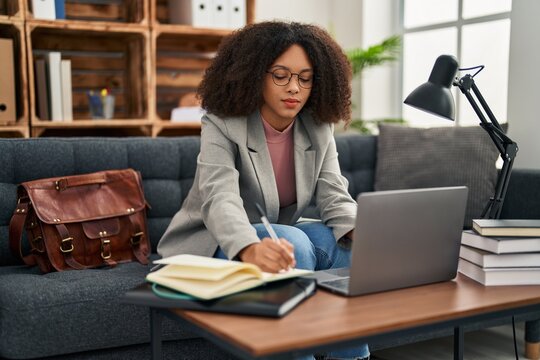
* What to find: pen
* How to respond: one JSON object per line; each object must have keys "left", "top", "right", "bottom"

{"left": 255, "top": 203, "right": 280, "bottom": 243}
{"left": 149, "top": 264, "right": 164, "bottom": 272}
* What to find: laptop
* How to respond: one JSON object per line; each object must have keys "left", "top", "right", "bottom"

{"left": 312, "top": 186, "right": 468, "bottom": 296}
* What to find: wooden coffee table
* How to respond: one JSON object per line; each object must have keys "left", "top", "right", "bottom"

{"left": 127, "top": 274, "right": 540, "bottom": 360}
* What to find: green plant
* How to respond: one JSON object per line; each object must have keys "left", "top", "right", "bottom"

{"left": 347, "top": 35, "right": 401, "bottom": 76}
{"left": 346, "top": 35, "right": 404, "bottom": 134}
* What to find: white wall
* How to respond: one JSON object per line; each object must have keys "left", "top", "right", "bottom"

{"left": 507, "top": 0, "right": 540, "bottom": 169}
{"left": 359, "top": 0, "right": 400, "bottom": 121}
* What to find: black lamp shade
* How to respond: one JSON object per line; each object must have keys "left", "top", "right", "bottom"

{"left": 404, "top": 55, "right": 459, "bottom": 120}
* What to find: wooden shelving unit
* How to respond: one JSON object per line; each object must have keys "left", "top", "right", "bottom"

{"left": 150, "top": 0, "right": 255, "bottom": 136}
{"left": 30, "top": 119, "right": 154, "bottom": 137}
{"left": 0, "top": 0, "right": 255, "bottom": 137}
{"left": 0, "top": 17, "right": 29, "bottom": 137}
{"left": 151, "top": 25, "right": 227, "bottom": 136}
{"left": 24, "top": 0, "right": 148, "bottom": 24}
{"left": 26, "top": 20, "right": 151, "bottom": 136}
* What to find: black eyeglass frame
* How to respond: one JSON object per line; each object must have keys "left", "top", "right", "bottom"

{"left": 265, "top": 69, "right": 314, "bottom": 89}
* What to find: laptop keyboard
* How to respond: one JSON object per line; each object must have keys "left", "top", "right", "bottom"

{"left": 320, "top": 277, "right": 350, "bottom": 291}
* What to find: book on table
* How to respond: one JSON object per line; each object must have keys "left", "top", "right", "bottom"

{"left": 461, "top": 230, "right": 540, "bottom": 254}
{"left": 472, "top": 219, "right": 540, "bottom": 237}
{"left": 458, "top": 259, "right": 540, "bottom": 286}
{"left": 124, "top": 278, "right": 316, "bottom": 317}
{"left": 146, "top": 254, "right": 313, "bottom": 300}
{"left": 459, "top": 245, "right": 540, "bottom": 268}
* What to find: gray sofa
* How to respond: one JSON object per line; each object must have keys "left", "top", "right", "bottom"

{"left": 0, "top": 135, "right": 539, "bottom": 359}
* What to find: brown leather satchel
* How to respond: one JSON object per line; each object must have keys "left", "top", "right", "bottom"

{"left": 9, "top": 169, "right": 150, "bottom": 273}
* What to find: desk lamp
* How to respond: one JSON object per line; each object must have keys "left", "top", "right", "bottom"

{"left": 404, "top": 54, "right": 518, "bottom": 219}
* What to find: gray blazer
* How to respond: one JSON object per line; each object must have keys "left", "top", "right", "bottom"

{"left": 157, "top": 110, "right": 357, "bottom": 260}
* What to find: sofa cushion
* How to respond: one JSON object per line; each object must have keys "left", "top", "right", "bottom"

{"left": 0, "top": 256, "right": 194, "bottom": 359}
{"left": 374, "top": 124, "right": 500, "bottom": 228}
{"left": 336, "top": 134, "right": 377, "bottom": 199}
{"left": 302, "top": 134, "right": 377, "bottom": 218}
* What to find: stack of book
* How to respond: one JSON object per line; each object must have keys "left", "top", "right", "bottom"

{"left": 34, "top": 52, "right": 72, "bottom": 122}
{"left": 458, "top": 219, "right": 540, "bottom": 285}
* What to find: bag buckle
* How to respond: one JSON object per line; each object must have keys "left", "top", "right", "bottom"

{"left": 130, "top": 232, "right": 144, "bottom": 245}
{"left": 17, "top": 196, "right": 29, "bottom": 205}
{"left": 26, "top": 220, "right": 38, "bottom": 230}
{"left": 101, "top": 239, "right": 111, "bottom": 260}
{"left": 60, "top": 237, "right": 74, "bottom": 253}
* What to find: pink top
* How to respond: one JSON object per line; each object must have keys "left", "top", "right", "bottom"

{"left": 261, "top": 116, "right": 297, "bottom": 208}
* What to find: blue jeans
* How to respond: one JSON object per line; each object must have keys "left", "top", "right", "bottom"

{"left": 214, "top": 221, "right": 370, "bottom": 360}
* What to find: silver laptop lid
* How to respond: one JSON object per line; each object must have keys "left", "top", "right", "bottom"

{"left": 348, "top": 186, "right": 468, "bottom": 296}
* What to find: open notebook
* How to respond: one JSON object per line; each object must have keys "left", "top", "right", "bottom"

{"left": 146, "top": 254, "right": 312, "bottom": 300}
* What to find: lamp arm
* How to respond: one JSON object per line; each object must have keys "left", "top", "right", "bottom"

{"left": 454, "top": 75, "right": 519, "bottom": 219}
{"left": 483, "top": 153, "right": 515, "bottom": 219}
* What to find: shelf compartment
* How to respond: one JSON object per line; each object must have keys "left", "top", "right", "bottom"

{"left": 152, "top": 119, "right": 201, "bottom": 137}
{"left": 0, "top": 20, "right": 29, "bottom": 129}
{"left": 27, "top": 24, "right": 151, "bottom": 126}
{"left": 152, "top": 0, "right": 255, "bottom": 26}
{"left": 26, "top": 0, "right": 148, "bottom": 24}
{"left": 31, "top": 118, "right": 153, "bottom": 136}
{"left": 0, "top": 0, "right": 23, "bottom": 19}
{"left": 0, "top": 125, "right": 29, "bottom": 137}
{"left": 152, "top": 28, "right": 224, "bottom": 121}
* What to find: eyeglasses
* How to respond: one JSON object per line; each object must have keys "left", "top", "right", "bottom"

{"left": 266, "top": 68, "right": 313, "bottom": 89}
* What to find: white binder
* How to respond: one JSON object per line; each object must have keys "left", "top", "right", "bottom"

{"left": 193, "top": 0, "right": 212, "bottom": 27}
{"left": 210, "top": 0, "right": 228, "bottom": 28}
{"left": 60, "top": 59, "right": 73, "bottom": 122}
{"left": 31, "top": 0, "right": 56, "bottom": 20}
{"left": 46, "top": 52, "right": 63, "bottom": 121}
{"left": 168, "top": 0, "right": 212, "bottom": 27}
{"left": 228, "top": 0, "right": 245, "bottom": 29}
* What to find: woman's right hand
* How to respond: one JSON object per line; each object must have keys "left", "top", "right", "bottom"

{"left": 238, "top": 238, "right": 296, "bottom": 273}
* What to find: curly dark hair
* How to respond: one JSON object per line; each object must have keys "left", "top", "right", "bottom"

{"left": 197, "top": 21, "right": 352, "bottom": 125}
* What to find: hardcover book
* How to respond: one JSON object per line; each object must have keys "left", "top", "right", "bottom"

{"left": 472, "top": 219, "right": 540, "bottom": 237}
{"left": 146, "top": 254, "right": 313, "bottom": 300}
{"left": 31, "top": 0, "right": 56, "bottom": 19}
{"left": 123, "top": 278, "right": 316, "bottom": 317}
{"left": 458, "top": 259, "right": 540, "bottom": 286}
{"left": 60, "top": 59, "right": 73, "bottom": 121}
{"left": 54, "top": 0, "right": 65, "bottom": 19}
{"left": 461, "top": 230, "right": 540, "bottom": 254}
{"left": 34, "top": 58, "right": 50, "bottom": 120}
{"left": 459, "top": 245, "right": 540, "bottom": 268}
{"left": 45, "top": 52, "right": 63, "bottom": 121}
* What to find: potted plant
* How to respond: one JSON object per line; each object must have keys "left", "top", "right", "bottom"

{"left": 346, "top": 35, "right": 405, "bottom": 134}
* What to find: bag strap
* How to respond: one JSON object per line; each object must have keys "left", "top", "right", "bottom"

{"left": 9, "top": 202, "right": 37, "bottom": 266}
{"left": 54, "top": 223, "right": 89, "bottom": 270}
{"left": 55, "top": 223, "right": 118, "bottom": 269}
{"left": 127, "top": 213, "right": 149, "bottom": 264}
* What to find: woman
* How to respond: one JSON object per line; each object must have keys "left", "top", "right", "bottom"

{"left": 158, "top": 21, "right": 369, "bottom": 360}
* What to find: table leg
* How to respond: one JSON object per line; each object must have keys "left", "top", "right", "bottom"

{"left": 525, "top": 319, "right": 540, "bottom": 360}
{"left": 454, "top": 326, "right": 464, "bottom": 360}
{"left": 150, "top": 308, "right": 163, "bottom": 360}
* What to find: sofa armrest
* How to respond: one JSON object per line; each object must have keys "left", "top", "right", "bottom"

{"left": 500, "top": 168, "right": 540, "bottom": 219}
